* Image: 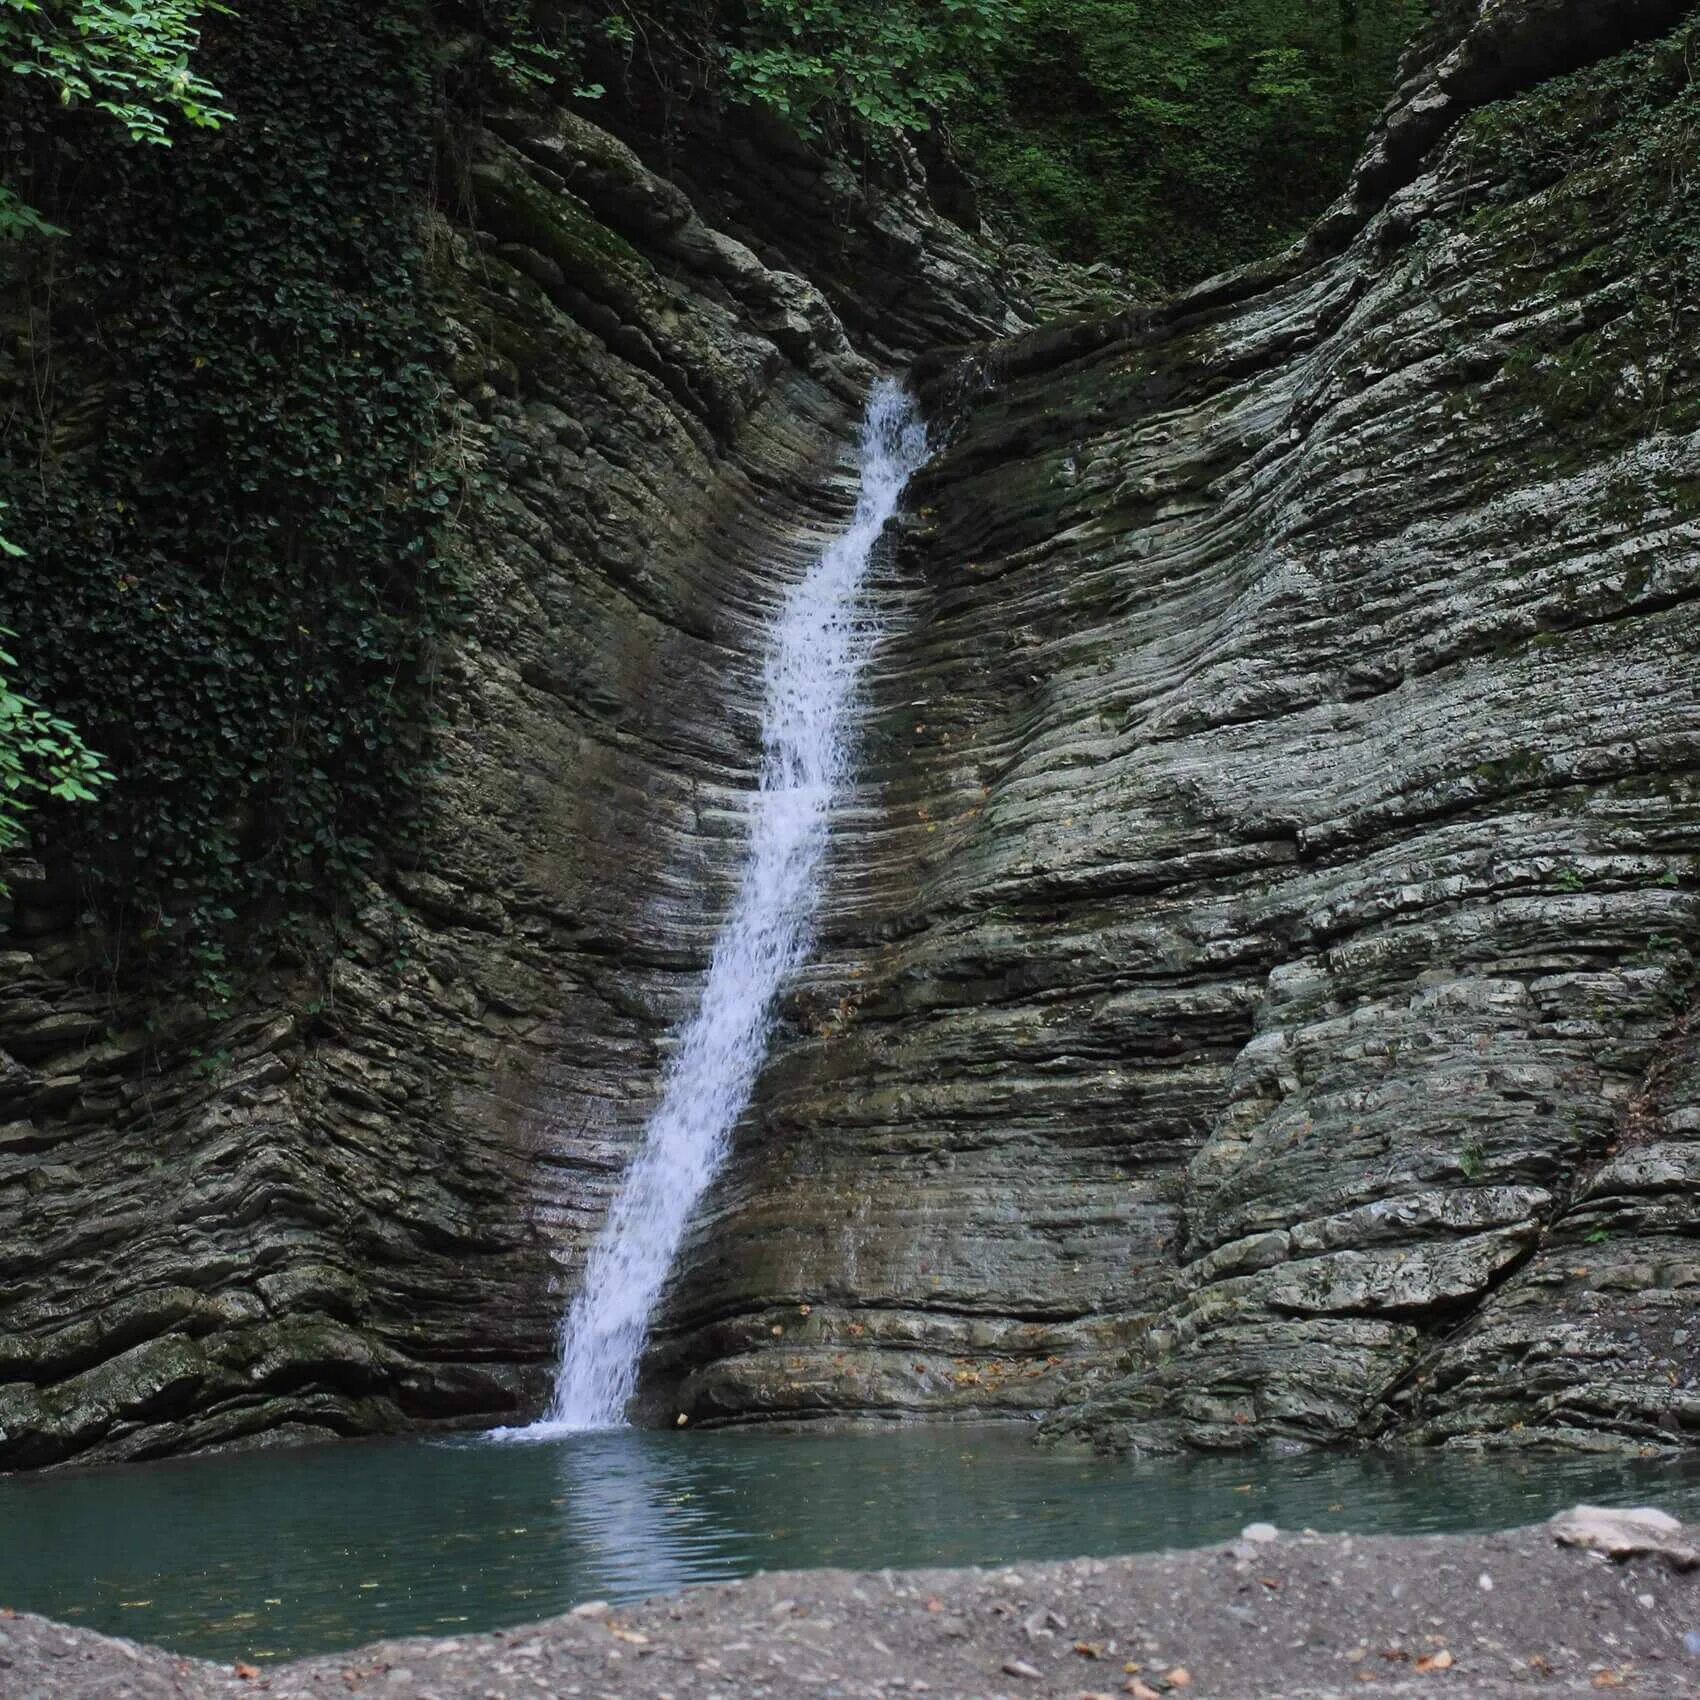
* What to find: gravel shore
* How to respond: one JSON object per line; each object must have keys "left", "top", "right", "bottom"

{"left": 4, "top": 1510, "right": 1698, "bottom": 1699}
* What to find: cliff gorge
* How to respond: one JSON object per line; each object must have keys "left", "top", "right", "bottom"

{"left": 2, "top": 0, "right": 1698, "bottom": 1468}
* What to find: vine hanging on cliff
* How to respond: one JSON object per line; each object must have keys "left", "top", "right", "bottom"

{"left": 0, "top": 0, "right": 466, "bottom": 990}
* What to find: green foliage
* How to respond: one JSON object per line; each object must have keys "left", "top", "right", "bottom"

{"left": 0, "top": 623, "right": 111, "bottom": 887}
{"left": 1457, "top": 16, "right": 1700, "bottom": 300}
{"left": 955, "top": 0, "right": 1427, "bottom": 290}
{"left": 1, "top": 0, "right": 231, "bottom": 143}
{"left": 473, "top": 2, "right": 606, "bottom": 101}
{"left": 1447, "top": 20, "right": 1700, "bottom": 470}
{"left": 723, "top": 0, "right": 1017, "bottom": 138}
{"left": 0, "top": 0, "right": 464, "bottom": 987}
{"left": 1, "top": 0, "right": 232, "bottom": 236}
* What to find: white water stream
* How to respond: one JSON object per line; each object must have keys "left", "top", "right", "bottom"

{"left": 507, "top": 381, "right": 930, "bottom": 1434}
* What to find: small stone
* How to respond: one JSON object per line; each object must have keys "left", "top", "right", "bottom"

{"left": 1242, "top": 1523, "right": 1279, "bottom": 1544}
{"left": 570, "top": 1601, "right": 610, "bottom": 1618}
{"left": 1003, "top": 1658, "right": 1043, "bottom": 1679}
{"left": 1684, "top": 1631, "right": 1700, "bottom": 1657}
{"left": 1479, "top": 1573, "right": 1494, "bottom": 1591}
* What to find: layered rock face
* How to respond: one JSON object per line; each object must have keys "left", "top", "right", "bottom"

{"left": 4, "top": 0, "right": 1698, "bottom": 1470}
{"left": 650, "top": 0, "right": 1700, "bottom": 1451}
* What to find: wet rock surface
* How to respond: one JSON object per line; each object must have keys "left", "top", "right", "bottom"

{"left": 0, "top": 95, "right": 1022, "bottom": 1467}
{"left": 4, "top": 1514, "right": 1699, "bottom": 1698}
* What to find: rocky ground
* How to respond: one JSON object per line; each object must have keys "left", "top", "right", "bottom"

{"left": 3, "top": 1509, "right": 1698, "bottom": 1700}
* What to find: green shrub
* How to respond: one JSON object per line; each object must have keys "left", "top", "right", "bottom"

{"left": 724, "top": 0, "right": 1017, "bottom": 138}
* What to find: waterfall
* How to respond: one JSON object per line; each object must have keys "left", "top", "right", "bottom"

{"left": 511, "top": 380, "right": 930, "bottom": 1436}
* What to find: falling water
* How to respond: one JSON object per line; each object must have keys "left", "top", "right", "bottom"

{"left": 516, "top": 381, "right": 930, "bottom": 1434}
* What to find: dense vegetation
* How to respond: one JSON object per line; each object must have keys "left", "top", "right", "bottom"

{"left": 0, "top": 2, "right": 238, "bottom": 893}
{"left": 492, "top": 0, "right": 1425, "bottom": 288}
{"left": 0, "top": 3, "right": 458, "bottom": 990}
{"left": 959, "top": 0, "right": 1428, "bottom": 290}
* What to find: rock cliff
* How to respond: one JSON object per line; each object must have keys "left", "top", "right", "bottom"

{"left": 647, "top": 0, "right": 1700, "bottom": 1451}
{"left": 2, "top": 0, "right": 1698, "bottom": 1467}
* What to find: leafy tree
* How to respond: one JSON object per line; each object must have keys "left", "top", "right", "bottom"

{"left": 956, "top": 0, "right": 1427, "bottom": 290}
{"left": 0, "top": 0, "right": 231, "bottom": 236}
{"left": 723, "top": 0, "right": 1018, "bottom": 138}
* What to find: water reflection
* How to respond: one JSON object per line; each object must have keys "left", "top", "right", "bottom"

{"left": 0, "top": 1424, "right": 1695, "bottom": 1664}
{"left": 557, "top": 1429, "right": 742, "bottom": 1601}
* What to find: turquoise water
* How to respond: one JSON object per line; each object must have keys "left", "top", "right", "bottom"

{"left": 1, "top": 1425, "right": 1696, "bottom": 1665}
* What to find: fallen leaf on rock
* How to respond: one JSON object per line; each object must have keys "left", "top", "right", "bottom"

{"left": 1344, "top": 1646, "right": 1369, "bottom": 1663}
{"left": 1592, "top": 1673, "right": 1626, "bottom": 1689}
{"left": 1414, "top": 1650, "right": 1453, "bottom": 1673}
{"left": 1075, "top": 1641, "right": 1105, "bottom": 1658}
{"left": 610, "top": 1628, "right": 650, "bottom": 1646}
{"left": 1167, "top": 1668, "right": 1193, "bottom": 1687}
{"left": 1122, "top": 1662, "right": 1142, "bottom": 1674}
{"left": 1003, "top": 1657, "right": 1042, "bottom": 1679}
{"left": 926, "top": 1597, "right": 944, "bottom": 1613}
{"left": 1124, "top": 1681, "right": 1161, "bottom": 1700}
{"left": 234, "top": 1663, "right": 261, "bottom": 1681}
{"left": 1382, "top": 1648, "right": 1410, "bottom": 1663}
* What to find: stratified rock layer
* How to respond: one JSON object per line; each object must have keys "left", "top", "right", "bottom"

{"left": 649, "top": 3, "right": 1700, "bottom": 1450}
{"left": 0, "top": 97, "right": 1020, "bottom": 1467}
